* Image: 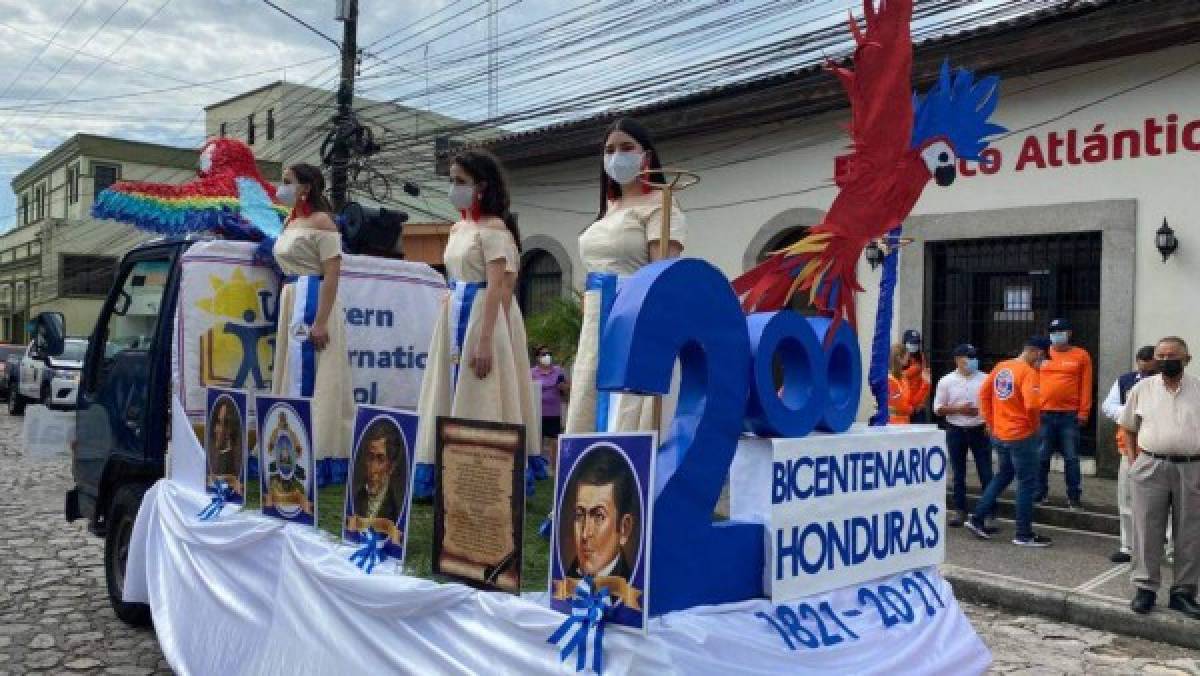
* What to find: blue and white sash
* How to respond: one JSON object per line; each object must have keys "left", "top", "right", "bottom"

{"left": 587, "top": 272, "right": 618, "bottom": 433}
{"left": 447, "top": 278, "right": 485, "bottom": 391}
{"left": 284, "top": 275, "right": 322, "bottom": 398}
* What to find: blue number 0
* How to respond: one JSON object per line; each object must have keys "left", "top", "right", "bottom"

{"left": 598, "top": 258, "right": 763, "bottom": 615}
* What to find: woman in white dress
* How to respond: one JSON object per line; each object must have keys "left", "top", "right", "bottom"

{"left": 564, "top": 118, "right": 686, "bottom": 436}
{"left": 270, "top": 163, "right": 355, "bottom": 482}
{"left": 413, "top": 150, "right": 537, "bottom": 498}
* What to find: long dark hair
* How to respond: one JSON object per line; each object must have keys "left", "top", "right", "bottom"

{"left": 597, "top": 117, "right": 666, "bottom": 221}
{"left": 289, "top": 163, "right": 334, "bottom": 214}
{"left": 452, "top": 150, "right": 521, "bottom": 251}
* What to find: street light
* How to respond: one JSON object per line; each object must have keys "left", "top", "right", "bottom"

{"left": 865, "top": 240, "right": 885, "bottom": 270}
{"left": 1156, "top": 218, "right": 1179, "bottom": 263}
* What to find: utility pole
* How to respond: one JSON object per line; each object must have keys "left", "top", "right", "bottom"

{"left": 488, "top": 0, "right": 498, "bottom": 119}
{"left": 331, "top": 0, "right": 359, "bottom": 211}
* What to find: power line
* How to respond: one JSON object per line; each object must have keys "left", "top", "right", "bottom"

{"left": 0, "top": 0, "right": 89, "bottom": 103}
{"left": 259, "top": 0, "right": 340, "bottom": 49}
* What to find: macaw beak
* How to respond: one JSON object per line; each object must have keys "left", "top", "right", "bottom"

{"left": 934, "top": 165, "right": 956, "bottom": 187}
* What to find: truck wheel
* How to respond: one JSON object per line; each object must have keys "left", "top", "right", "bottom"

{"left": 8, "top": 391, "right": 24, "bottom": 415}
{"left": 104, "top": 485, "right": 152, "bottom": 626}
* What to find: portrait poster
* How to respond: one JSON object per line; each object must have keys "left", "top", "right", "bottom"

{"left": 205, "top": 387, "right": 248, "bottom": 504}
{"left": 433, "top": 417, "right": 526, "bottom": 593}
{"left": 343, "top": 405, "right": 418, "bottom": 567}
{"left": 551, "top": 432, "right": 657, "bottom": 632}
{"left": 255, "top": 395, "right": 316, "bottom": 526}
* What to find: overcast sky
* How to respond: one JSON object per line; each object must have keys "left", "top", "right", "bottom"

{"left": 0, "top": 0, "right": 1018, "bottom": 232}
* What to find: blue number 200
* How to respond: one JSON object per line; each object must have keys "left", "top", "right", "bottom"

{"left": 598, "top": 259, "right": 861, "bottom": 615}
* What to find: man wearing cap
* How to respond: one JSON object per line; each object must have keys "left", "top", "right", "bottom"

{"left": 1119, "top": 336, "right": 1200, "bottom": 618}
{"left": 934, "top": 344, "right": 993, "bottom": 527}
{"left": 1035, "top": 318, "right": 1094, "bottom": 510}
{"left": 1101, "top": 346, "right": 1158, "bottom": 564}
{"left": 901, "top": 329, "right": 932, "bottom": 423}
{"left": 967, "top": 337, "right": 1053, "bottom": 547}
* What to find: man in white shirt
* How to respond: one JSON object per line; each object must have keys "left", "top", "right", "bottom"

{"left": 1100, "top": 345, "right": 1157, "bottom": 563}
{"left": 1119, "top": 336, "right": 1200, "bottom": 618}
{"left": 934, "top": 344, "right": 992, "bottom": 527}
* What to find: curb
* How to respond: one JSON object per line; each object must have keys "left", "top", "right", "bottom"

{"left": 942, "top": 564, "right": 1200, "bottom": 651}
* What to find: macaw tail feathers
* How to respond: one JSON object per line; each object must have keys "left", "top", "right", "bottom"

{"left": 92, "top": 178, "right": 287, "bottom": 240}
{"left": 732, "top": 230, "right": 863, "bottom": 330}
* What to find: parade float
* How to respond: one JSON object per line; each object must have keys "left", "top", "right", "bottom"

{"left": 101, "top": 1, "right": 1006, "bottom": 672}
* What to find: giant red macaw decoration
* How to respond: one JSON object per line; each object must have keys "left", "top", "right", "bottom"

{"left": 733, "top": 0, "right": 1005, "bottom": 326}
{"left": 92, "top": 137, "right": 287, "bottom": 246}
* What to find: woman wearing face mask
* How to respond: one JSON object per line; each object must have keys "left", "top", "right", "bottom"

{"left": 271, "top": 164, "right": 355, "bottom": 470}
{"left": 564, "top": 117, "right": 686, "bottom": 436}
{"left": 413, "top": 150, "right": 537, "bottom": 497}
{"left": 887, "top": 343, "right": 929, "bottom": 424}
{"left": 901, "top": 329, "right": 932, "bottom": 422}
{"left": 531, "top": 346, "right": 568, "bottom": 464}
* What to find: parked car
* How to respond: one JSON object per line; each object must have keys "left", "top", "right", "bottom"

{"left": 0, "top": 344, "right": 25, "bottom": 401}
{"left": 9, "top": 336, "right": 87, "bottom": 414}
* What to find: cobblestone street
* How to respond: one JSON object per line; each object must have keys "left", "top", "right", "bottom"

{"left": 1, "top": 409, "right": 1199, "bottom": 675}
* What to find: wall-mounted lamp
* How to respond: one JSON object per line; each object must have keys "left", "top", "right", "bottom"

{"left": 865, "top": 240, "right": 885, "bottom": 270}
{"left": 1156, "top": 218, "right": 1179, "bottom": 263}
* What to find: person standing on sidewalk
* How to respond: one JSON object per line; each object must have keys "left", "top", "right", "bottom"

{"left": 902, "top": 329, "right": 932, "bottom": 423}
{"left": 1101, "top": 345, "right": 1157, "bottom": 564}
{"left": 934, "top": 343, "right": 992, "bottom": 527}
{"left": 887, "top": 342, "right": 930, "bottom": 424}
{"left": 1035, "top": 318, "right": 1094, "bottom": 510}
{"left": 966, "top": 336, "right": 1052, "bottom": 547}
{"left": 1119, "top": 336, "right": 1200, "bottom": 618}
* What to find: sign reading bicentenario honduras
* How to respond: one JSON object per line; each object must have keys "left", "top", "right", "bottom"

{"left": 731, "top": 424, "right": 947, "bottom": 601}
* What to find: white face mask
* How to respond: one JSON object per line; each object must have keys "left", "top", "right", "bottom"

{"left": 276, "top": 183, "right": 297, "bottom": 207}
{"left": 604, "top": 151, "right": 644, "bottom": 186}
{"left": 538, "top": 354, "right": 553, "bottom": 366}
{"left": 966, "top": 358, "right": 979, "bottom": 373}
{"left": 905, "top": 342, "right": 920, "bottom": 354}
{"left": 1050, "top": 331, "right": 1068, "bottom": 346}
{"left": 448, "top": 183, "right": 475, "bottom": 211}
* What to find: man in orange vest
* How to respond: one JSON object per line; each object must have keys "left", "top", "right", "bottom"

{"left": 1035, "top": 318, "right": 1094, "bottom": 510}
{"left": 966, "top": 336, "right": 1052, "bottom": 547}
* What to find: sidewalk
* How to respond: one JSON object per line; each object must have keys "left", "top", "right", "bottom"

{"left": 943, "top": 472, "right": 1200, "bottom": 649}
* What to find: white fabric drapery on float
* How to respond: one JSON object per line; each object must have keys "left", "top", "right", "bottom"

{"left": 124, "top": 479, "right": 990, "bottom": 675}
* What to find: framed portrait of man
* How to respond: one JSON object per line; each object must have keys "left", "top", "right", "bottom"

{"left": 255, "top": 395, "right": 316, "bottom": 526}
{"left": 205, "top": 388, "right": 247, "bottom": 504}
{"left": 343, "top": 406, "right": 418, "bottom": 567}
{"left": 551, "top": 432, "right": 657, "bottom": 632}
{"left": 433, "top": 416, "right": 526, "bottom": 593}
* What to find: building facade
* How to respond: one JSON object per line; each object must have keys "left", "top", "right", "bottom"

{"left": 7, "top": 134, "right": 281, "bottom": 342}
{"left": 203, "top": 81, "right": 469, "bottom": 261}
{"left": 485, "top": 0, "right": 1200, "bottom": 476}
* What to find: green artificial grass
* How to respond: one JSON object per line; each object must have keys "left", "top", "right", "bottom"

{"left": 246, "top": 476, "right": 553, "bottom": 591}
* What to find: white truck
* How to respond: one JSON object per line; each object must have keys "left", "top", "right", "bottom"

{"left": 10, "top": 336, "right": 87, "bottom": 414}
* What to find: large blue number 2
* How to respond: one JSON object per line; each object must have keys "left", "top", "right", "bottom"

{"left": 598, "top": 258, "right": 762, "bottom": 615}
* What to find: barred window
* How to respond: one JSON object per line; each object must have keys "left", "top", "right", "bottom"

{"left": 518, "top": 250, "right": 562, "bottom": 317}
{"left": 267, "top": 108, "right": 275, "bottom": 141}
{"left": 62, "top": 255, "right": 117, "bottom": 297}
{"left": 94, "top": 163, "right": 120, "bottom": 195}
{"left": 247, "top": 113, "right": 256, "bottom": 145}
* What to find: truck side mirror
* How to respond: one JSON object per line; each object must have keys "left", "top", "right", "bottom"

{"left": 31, "top": 312, "right": 65, "bottom": 357}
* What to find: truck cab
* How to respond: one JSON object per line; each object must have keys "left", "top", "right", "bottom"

{"left": 53, "top": 238, "right": 192, "bottom": 624}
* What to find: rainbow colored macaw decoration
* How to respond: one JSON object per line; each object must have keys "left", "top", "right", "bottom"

{"left": 92, "top": 138, "right": 287, "bottom": 244}
{"left": 732, "top": 0, "right": 1006, "bottom": 328}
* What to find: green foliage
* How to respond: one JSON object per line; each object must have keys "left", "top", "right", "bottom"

{"left": 525, "top": 293, "right": 584, "bottom": 367}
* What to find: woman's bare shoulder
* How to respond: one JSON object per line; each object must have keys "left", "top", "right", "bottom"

{"left": 310, "top": 212, "right": 339, "bottom": 232}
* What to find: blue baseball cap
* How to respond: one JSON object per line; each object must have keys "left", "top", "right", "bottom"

{"left": 1049, "top": 318, "right": 1071, "bottom": 332}
{"left": 1026, "top": 336, "right": 1052, "bottom": 352}
{"left": 903, "top": 329, "right": 922, "bottom": 345}
{"left": 953, "top": 343, "right": 977, "bottom": 358}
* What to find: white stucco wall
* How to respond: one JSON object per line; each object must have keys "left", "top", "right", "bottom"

{"left": 503, "top": 43, "right": 1200, "bottom": 419}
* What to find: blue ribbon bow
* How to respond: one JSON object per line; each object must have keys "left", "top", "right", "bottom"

{"left": 348, "top": 527, "right": 389, "bottom": 574}
{"left": 197, "top": 480, "right": 233, "bottom": 521}
{"left": 548, "top": 575, "right": 618, "bottom": 674}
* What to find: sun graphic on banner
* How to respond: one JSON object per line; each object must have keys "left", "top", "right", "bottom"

{"left": 197, "top": 268, "right": 278, "bottom": 392}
